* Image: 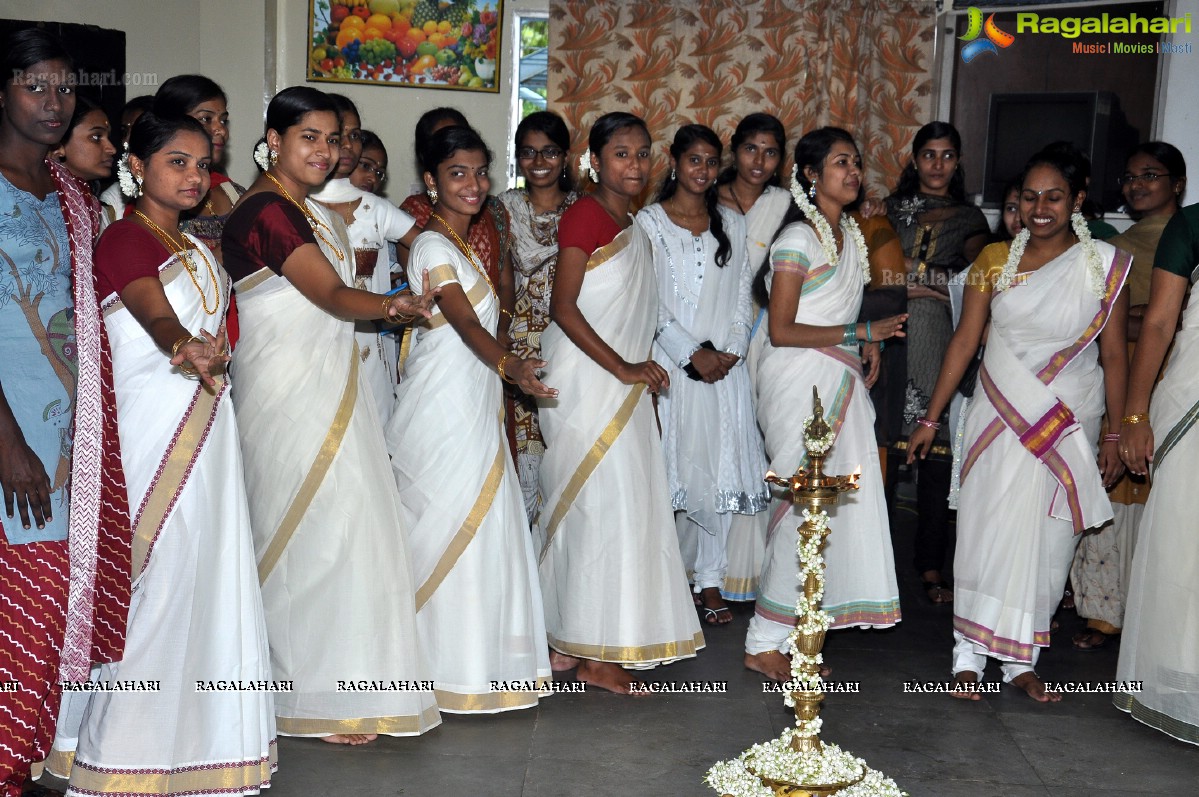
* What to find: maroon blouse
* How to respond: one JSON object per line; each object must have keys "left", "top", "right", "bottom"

{"left": 221, "top": 193, "right": 317, "bottom": 283}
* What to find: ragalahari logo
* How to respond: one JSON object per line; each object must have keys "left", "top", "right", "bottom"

{"left": 959, "top": 7, "right": 1016, "bottom": 63}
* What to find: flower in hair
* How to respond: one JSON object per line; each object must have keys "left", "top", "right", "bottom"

{"left": 116, "top": 147, "right": 139, "bottom": 198}
{"left": 253, "top": 140, "right": 271, "bottom": 172}
{"left": 1071, "top": 211, "right": 1107, "bottom": 299}
{"left": 578, "top": 149, "right": 596, "bottom": 183}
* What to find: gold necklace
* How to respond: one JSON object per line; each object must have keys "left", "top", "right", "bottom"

{"left": 134, "top": 210, "right": 220, "bottom": 315}
{"left": 429, "top": 212, "right": 496, "bottom": 298}
{"left": 262, "top": 171, "right": 345, "bottom": 261}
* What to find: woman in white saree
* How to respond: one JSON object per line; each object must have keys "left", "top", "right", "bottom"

{"left": 64, "top": 113, "right": 274, "bottom": 795}
{"left": 1116, "top": 201, "right": 1199, "bottom": 744}
{"left": 743, "top": 128, "right": 906, "bottom": 682}
{"left": 538, "top": 113, "right": 703, "bottom": 693}
{"left": 910, "top": 143, "right": 1130, "bottom": 701}
{"left": 388, "top": 126, "right": 554, "bottom": 713}
{"left": 221, "top": 88, "right": 440, "bottom": 744}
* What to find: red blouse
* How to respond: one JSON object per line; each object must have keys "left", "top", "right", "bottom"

{"left": 557, "top": 195, "right": 623, "bottom": 255}
{"left": 94, "top": 220, "right": 174, "bottom": 299}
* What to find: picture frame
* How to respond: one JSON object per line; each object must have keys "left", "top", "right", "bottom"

{"left": 307, "top": 0, "right": 503, "bottom": 92}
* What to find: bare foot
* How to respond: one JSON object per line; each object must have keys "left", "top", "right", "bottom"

{"left": 1010, "top": 672, "right": 1062, "bottom": 703}
{"left": 745, "top": 651, "right": 831, "bottom": 681}
{"left": 550, "top": 649, "right": 581, "bottom": 672}
{"left": 321, "top": 733, "right": 377, "bottom": 745}
{"left": 744, "top": 650, "right": 791, "bottom": 681}
{"left": 575, "top": 660, "right": 645, "bottom": 694}
{"left": 950, "top": 670, "right": 983, "bottom": 701}
{"left": 699, "top": 587, "right": 732, "bottom": 625}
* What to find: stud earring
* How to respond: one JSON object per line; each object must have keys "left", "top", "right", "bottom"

{"left": 269, "top": 149, "right": 278, "bottom": 165}
{"left": 427, "top": 188, "right": 438, "bottom": 204}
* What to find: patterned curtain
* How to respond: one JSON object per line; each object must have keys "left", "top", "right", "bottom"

{"left": 548, "top": 0, "right": 937, "bottom": 200}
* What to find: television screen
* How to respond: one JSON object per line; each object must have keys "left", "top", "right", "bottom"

{"left": 983, "top": 92, "right": 1133, "bottom": 211}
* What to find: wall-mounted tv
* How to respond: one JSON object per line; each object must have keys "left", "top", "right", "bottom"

{"left": 982, "top": 91, "right": 1137, "bottom": 212}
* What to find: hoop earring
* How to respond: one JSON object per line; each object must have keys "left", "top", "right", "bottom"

{"left": 427, "top": 188, "right": 439, "bottom": 204}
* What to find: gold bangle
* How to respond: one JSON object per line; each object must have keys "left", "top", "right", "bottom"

{"left": 382, "top": 295, "right": 394, "bottom": 320}
{"left": 171, "top": 334, "right": 202, "bottom": 359}
{"left": 497, "top": 352, "right": 515, "bottom": 383}
{"left": 1121, "top": 413, "right": 1150, "bottom": 425}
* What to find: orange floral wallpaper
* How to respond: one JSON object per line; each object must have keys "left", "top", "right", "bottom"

{"left": 548, "top": 0, "right": 936, "bottom": 200}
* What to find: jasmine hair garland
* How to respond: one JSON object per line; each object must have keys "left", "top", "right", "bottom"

{"left": 788, "top": 164, "right": 871, "bottom": 285}
{"left": 253, "top": 141, "right": 272, "bottom": 172}
{"left": 577, "top": 148, "right": 596, "bottom": 183}
{"left": 994, "top": 213, "right": 1105, "bottom": 299}
{"left": 117, "top": 145, "right": 140, "bottom": 199}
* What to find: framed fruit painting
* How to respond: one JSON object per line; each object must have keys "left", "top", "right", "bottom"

{"left": 307, "top": 0, "right": 503, "bottom": 91}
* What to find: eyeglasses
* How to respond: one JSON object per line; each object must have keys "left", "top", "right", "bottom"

{"left": 517, "top": 146, "right": 564, "bottom": 161}
{"left": 1117, "top": 172, "right": 1171, "bottom": 186}
{"left": 356, "top": 161, "right": 385, "bottom": 180}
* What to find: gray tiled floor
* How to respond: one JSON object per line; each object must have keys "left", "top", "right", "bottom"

{"left": 35, "top": 500, "right": 1199, "bottom": 796}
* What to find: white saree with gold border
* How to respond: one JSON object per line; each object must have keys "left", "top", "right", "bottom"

{"left": 230, "top": 201, "right": 439, "bottom": 736}
{"left": 64, "top": 237, "right": 275, "bottom": 796}
{"left": 387, "top": 232, "right": 551, "bottom": 712}
{"left": 1116, "top": 259, "right": 1199, "bottom": 744}
{"left": 535, "top": 223, "right": 704, "bottom": 666}
{"left": 749, "top": 222, "right": 900, "bottom": 635}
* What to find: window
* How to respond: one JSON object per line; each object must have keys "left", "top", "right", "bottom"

{"left": 508, "top": 12, "right": 549, "bottom": 186}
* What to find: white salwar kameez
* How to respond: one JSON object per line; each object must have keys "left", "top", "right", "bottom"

{"left": 1115, "top": 258, "right": 1199, "bottom": 744}
{"left": 745, "top": 222, "right": 900, "bottom": 656}
{"left": 387, "top": 232, "right": 551, "bottom": 712}
{"left": 230, "top": 200, "right": 439, "bottom": 736}
{"left": 65, "top": 236, "right": 275, "bottom": 796}
{"left": 952, "top": 241, "right": 1129, "bottom": 681}
{"left": 536, "top": 223, "right": 704, "bottom": 666}
{"left": 312, "top": 178, "right": 415, "bottom": 426}
{"left": 636, "top": 204, "right": 769, "bottom": 600}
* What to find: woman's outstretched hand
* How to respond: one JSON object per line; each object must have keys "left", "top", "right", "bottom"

{"left": 386, "top": 268, "right": 441, "bottom": 322}
{"left": 506, "top": 357, "right": 558, "bottom": 399}
{"left": 869, "top": 313, "right": 908, "bottom": 341}
{"left": 172, "top": 326, "right": 229, "bottom": 388}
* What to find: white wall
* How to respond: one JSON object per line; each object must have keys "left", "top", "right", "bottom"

{"left": 8, "top": 0, "right": 268, "bottom": 185}
{"left": 1158, "top": 0, "right": 1199, "bottom": 188}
